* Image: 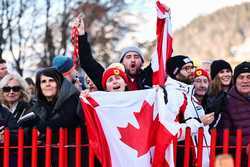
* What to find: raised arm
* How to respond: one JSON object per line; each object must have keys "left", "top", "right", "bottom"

{"left": 73, "top": 15, "right": 105, "bottom": 90}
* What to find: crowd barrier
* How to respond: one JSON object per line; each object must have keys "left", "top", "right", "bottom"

{"left": 0, "top": 128, "right": 249, "bottom": 167}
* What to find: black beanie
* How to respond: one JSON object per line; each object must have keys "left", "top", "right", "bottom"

{"left": 166, "top": 55, "right": 193, "bottom": 79}
{"left": 233, "top": 61, "right": 250, "bottom": 83}
{"left": 210, "top": 60, "right": 232, "bottom": 80}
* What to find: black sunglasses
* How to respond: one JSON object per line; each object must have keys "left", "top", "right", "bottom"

{"left": 2, "top": 86, "right": 22, "bottom": 92}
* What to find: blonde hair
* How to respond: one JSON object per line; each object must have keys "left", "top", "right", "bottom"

{"left": 0, "top": 74, "right": 31, "bottom": 105}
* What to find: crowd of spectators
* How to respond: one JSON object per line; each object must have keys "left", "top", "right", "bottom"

{"left": 0, "top": 15, "right": 249, "bottom": 167}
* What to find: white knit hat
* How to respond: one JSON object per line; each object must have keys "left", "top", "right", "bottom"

{"left": 119, "top": 46, "right": 144, "bottom": 63}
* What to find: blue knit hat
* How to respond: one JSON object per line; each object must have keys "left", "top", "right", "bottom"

{"left": 52, "top": 55, "right": 74, "bottom": 73}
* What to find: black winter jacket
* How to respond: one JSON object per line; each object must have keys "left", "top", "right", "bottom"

{"left": 79, "top": 33, "right": 153, "bottom": 90}
{"left": 19, "top": 79, "right": 88, "bottom": 167}
{"left": 0, "top": 104, "right": 17, "bottom": 131}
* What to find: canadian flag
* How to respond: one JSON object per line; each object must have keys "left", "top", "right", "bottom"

{"left": 80, "top": 88, "right": 180, "bottom": 167}
{"left": 152, "top": 1, "right": 173, "bottom": 86}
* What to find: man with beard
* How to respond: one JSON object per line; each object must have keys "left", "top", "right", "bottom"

{"left": 74, "top": 16, "right": 152, "bottom": 91}
{"left": 164, "top": 55, "right": 210, "bottom": 166}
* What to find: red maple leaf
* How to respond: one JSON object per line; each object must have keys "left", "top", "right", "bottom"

{"left": 118, "top": 101, "right": 159, "bottom": 157}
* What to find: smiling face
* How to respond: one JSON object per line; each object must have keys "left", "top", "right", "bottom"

{"left": 217, "top": 69, "right": 232, "bottom": 87}
{"left": 193, "top": 76, "right": 209, "bottom": 97}
{"left": 121, "top": 52, "right": 143, "bottom": 77}
{"left": 2, "top": 79, "right": 22, "bottom": 105}
{"left": 40, "top": 75, "right": 58, "bottom": 101}
{"left": 235, "top": 72, "right": 250, "bottom": 96}
{"left": 105, "top": 75, "right": 127, "bottom": 92}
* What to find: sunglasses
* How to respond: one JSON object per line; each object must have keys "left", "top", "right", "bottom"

{"left": 2, "top": 86, "right": 22, "bottom": 92}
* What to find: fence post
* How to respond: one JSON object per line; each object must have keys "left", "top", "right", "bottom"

{"left": 17, "top": 128, "right": 24, "bottom": 167}
{"left": 75, "top": 128, "right": 81, "bottom": 167}
{"left": 45, "top": 128, "right": 52, "bottom": 167}
{"left": 235, "top": 129, "right": 242, "bottom": 167}
{"left": 173, "top": 136, "right": 177, "bottom": 166}
{"left": 184, "top": 127, "right": 191, "bottom": 167}
{"left": 59, "top": 128, "right": 65, "bottom": 167}
{"left": 223, "top": 129, "right": 229, "bottom": 154}
{"left": 31, "top": 128, "right": 38, "bottom": 167}
{"left": 64, "top": 128, "right": 68, "bottom": 166}
{"left": 3, "top": 129, "right": 10, "bottom": 167}
{"left": 197, "top": 128, "right": 204, "bottom": 167}
{"left": 209, "top": 128, "right": 217, "bottom": 167}
{"left": 89, "top": 146, "right": 95, "bottom": 167}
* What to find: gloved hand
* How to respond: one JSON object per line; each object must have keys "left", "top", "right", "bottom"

{"left": 177, "top": 118, "right": 203, "bottom": 141}
{"left": 185, "top": 118, "right": 203, "bottom": 134}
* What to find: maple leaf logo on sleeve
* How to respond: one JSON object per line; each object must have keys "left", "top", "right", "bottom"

{"left": 118, "top": 101, "right": 159, "bottom": 157}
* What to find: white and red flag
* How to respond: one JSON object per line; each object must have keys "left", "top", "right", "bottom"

{"left": 152, "top": 1, "right": 173, "bottom": 86}
{"left": 80, "top": 88, "right": 180, "bottom": 167}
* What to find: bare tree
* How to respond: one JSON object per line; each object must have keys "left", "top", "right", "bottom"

{"left": 1, "top": 0, "right": 137, "bottom": 75}
{"left": 72, "top": 0, "right": 132, "bottom": 65}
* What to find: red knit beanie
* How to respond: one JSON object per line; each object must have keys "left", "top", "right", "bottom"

{"left": 102, "top": 67, "right": 128, "bottom": 90}
{"left": 193, "top": 68, "right": 210, "bottom": 80}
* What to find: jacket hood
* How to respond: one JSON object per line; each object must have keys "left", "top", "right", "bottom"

{"left": 54, "top": 79, "right": 80, "bottom": 110}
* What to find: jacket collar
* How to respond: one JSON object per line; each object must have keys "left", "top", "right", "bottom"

{"left": 165, "top": 77, "right": 194, "bottom": 95}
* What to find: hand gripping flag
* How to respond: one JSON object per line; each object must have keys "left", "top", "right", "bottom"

{"left": 71, "top": 25, "right": 80, "bottom": 68}
{"left": 80, "top": 88, "right": 180, "bottom": 167}
{"left": 152, "top": 1, "right": 173, "bottom": 86}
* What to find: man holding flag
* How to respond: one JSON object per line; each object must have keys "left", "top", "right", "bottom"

{"left": 74, "top": 20, "right": 152, "bottom": 91}
{"left": 79, "top": 1, "right": 182, "bottom": 166}
{"left": 73, "top": 0, "right": 173, "bottom": 91}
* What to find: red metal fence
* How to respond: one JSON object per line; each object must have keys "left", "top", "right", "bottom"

{"left": 0, "top": 128, "right": 249, "bottom": 167}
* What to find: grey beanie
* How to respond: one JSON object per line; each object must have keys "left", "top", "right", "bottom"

{"left": 119, "top": 46, "right": 144, "bottom": 63}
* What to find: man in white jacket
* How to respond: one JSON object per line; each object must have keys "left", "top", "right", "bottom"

{"left": 164, "top": 55, "right": 210, "bottom": 166}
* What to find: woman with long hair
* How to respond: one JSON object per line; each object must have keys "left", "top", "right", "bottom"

{"left": 19, "top": 67, "right": 88, "bottom": 167}
{"left": 206, "top": 59, "right": 233, "bottom": 128}
{"left": 208, "top": 60, "right": 232, "bottom": 96}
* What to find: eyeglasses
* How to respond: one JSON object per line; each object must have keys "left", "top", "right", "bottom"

{"left": 2, "top": 86, "right": 22, "bottom": 92}
{"left": 181, "top": 66, "right": 196, "bottom": 72}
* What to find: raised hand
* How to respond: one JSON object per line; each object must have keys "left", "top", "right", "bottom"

{"left": 72, "top": 14, "right": 85, "bottom": 35}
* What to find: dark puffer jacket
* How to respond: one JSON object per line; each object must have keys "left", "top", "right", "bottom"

{"left": 0, "top": 105, "right": 17, "bottom": 131}
{"left": 218, "top": 87, "right": 250, "bottom": 166}
{"left": 203, "top": 91, "right": 227, "bottom": 129}
{"left": 79, "top": 33, "right": 152, "bottom": 90}
{"left": 220, "top": 87, "right": 250, "bottom": 145}
{"left": 19, "top": 79, "right": 88, "bottom": 167}
{"left": 0, "top": 105, "right": 19, "bottom": 167}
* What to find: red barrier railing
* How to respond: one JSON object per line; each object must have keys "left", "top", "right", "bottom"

{"left": 31, "top": 128, "right": 38, "bottom": 167}
{"left": 3, "top": 129, "right": 10, "bottom": 167}
{"left": 209, "top": 128, "right": 217, "bottom": 167}
{"left": 0, "top": 128, "right": 248, "bottom": 167}
{"left": 45, "top": 128, "right": 52, "bottom": 167}
{"left": 75, "top": 128, "right": 81, "bottom": 167}
{"left": 17, "top": 128, "right": 24, "bottom": 167}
